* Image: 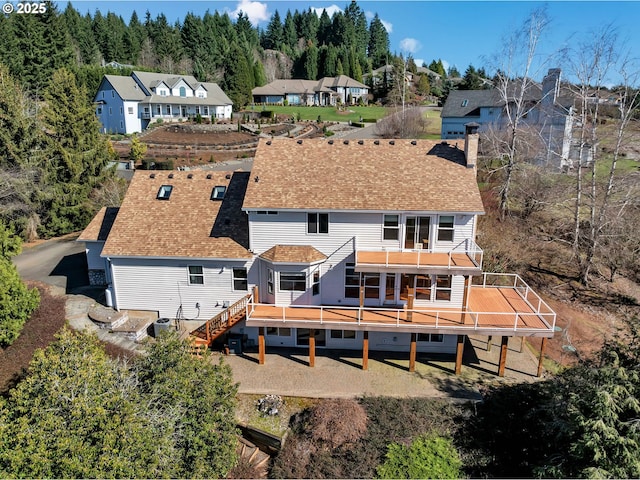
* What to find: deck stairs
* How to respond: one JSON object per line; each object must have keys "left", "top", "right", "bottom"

{"left": 189, "top": 293, "right": 252, "bottom": 348}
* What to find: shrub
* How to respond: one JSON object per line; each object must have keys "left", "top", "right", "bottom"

{"left": 305, "top": 399, "right": 368, "bottom": 449}
{"left": 376, "top": 434, "right": 463, "bottom": 479}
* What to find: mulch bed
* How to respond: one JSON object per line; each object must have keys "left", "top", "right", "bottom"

{"left": 0, "top": 283, "right": 66, "bottom": 394}
{"left": 0, "top": 283, "right": 138, "bottom": 395}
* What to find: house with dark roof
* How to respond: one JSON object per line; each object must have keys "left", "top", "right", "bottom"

{"left": 252, "top": 75, "right": 368, "bottom": 106}
{"left": 81, "top": 132, "right": 556, "bottom": 376}
{"left": 94, "top": 71, "right": 233, "bottom": 134}
{"left": 441, "top": 69, "right": 576, "bottom": 170}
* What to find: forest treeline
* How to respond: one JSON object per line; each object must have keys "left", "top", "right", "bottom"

{"left": 0, "top": 0, "right": 482, "bottom": 107}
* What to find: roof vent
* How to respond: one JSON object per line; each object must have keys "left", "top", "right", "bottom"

{"left": 168, "top": 173, "right": 174, "bottom": 179}
{"left": 297, "top": 139, "right": 303, "bottom": 145}
{"left": 254, "top": 175, "right": 259, "bottom": 183}
{"left": 225, "top": 173, "right": 231, "bottom": 179}
{"left": 328, "top": 139, "right": 334, "bottom": 145}
{"left": 411, "top": 140, "right": 417, "bottom": 145}
{"left": 343, "top": 140, "right": 349, "bottom": 145}
{"left": 187, "top": 173, "right": 193, "bottom": 179}
{"left": 266, "top": 140, "right": 272, "bottom": 145}
{"left": 374, "top": 140, "right": 380, "bottom": 145}
{"left": 206, "top": 173, "right": 212, "bottom": 179}
{"left": 389, "top": 140, "right": 395, "bottom": 145}
{"left": 358, "top": 140, "right": 364, "bottom": 145}
{"left": 149, "top": 173, "right": 156, "bottom": 179}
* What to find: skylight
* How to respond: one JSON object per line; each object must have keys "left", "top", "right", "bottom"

{"left": 211, "top": 185, "right": 226, "bottom": 200}
{"left": 157, "top": 185, "right": 173, "bottom": 200}
{"left": 461, "top": 99, "right": 469, "bottom": 107}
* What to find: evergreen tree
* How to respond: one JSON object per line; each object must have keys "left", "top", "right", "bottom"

{"left": 461, "top": 64, "right": 483, "bottom": 89}
{"left": 62, "top": 4, "right": 99, "bottom": 65}
{"left": 345, "top": 1, "right": 369, "bottom": 58}
{"left": 317, "top": 9, "right": 332, "bottom": 46}
{"left": 303, "top": 43, "right": 319, "bottom": 80}
{"left": 235, "top": 11, "right": 259, "bottom": 48}
{"left": 283, "top": 10, "right": 298, "bottom": 52}
{"left": 428, "top": 59, "right": 446, "bottom": 77}
{"left": 368, "top": 13, "right": 390, "bottom": 69}
{"left": 39, "top": 68, "right": 115, "bottom": 236}
{"left": 298, "top": 8, "right": 319, "bottom": 45}
{"left": 125, "top": 11, "right": 147, "bottom": 64}
{"left": 262, "top": 10, "right": 283, "bottom": 50}
{"left": 0, "top": 221, "right": 39, "bottom": 347}
{"left": 221, "top": 43, "right": 254, "bottom": 109}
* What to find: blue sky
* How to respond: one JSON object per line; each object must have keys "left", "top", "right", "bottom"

{"left": 56, "top": 1, "right": 640, "bottom": 85}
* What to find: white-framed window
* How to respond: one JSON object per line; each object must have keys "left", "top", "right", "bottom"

{"left": 312, "top": 269, "right": 320, "bottom": 296}
{"left": 157, "top": 185, "right": 173, "bottom": 200}
{"left": 203, "top": 106, "right": 209, "bottom": 115}
{"left": 198, "top": 91, "right": 205, "bottom": 98}
{"left": 415, "top": 275, "right": 432, "bottom": 300}
{"left": 266, "top": 327, "right": 291, "bottom": 336}
{"left": 166, "top": 105, "right": 171, "bottom": 115}
{"left": 435, "top": 275, "right": 452, "bottom": 301}
{"left": 127, "top": 106, "right": 133, "bottom": 114}
{"left": 344, "top": 262, "right": 359, "bottom": 298}
{"left": 330, "top": 330, "right": 356, "bottom": 339}
{"left": 280, "top": 272, "right": 305, "bottom": 291}
{"left": 156, "top": 105, "right": 161, "bottom": 115}
{"left": 362, "top": 273, "right": 380, "bottom": 299}
{"left": 437, "top": 215, "right": 454, "bottom": 242}
{"left": 233, "top": 268, "right": 247, "bottom": 291}
{"left": 188, "top": 265, "right": 204, "bottom": 285}
{"left": 144, "top": 107, "right": 149, "bottom": 114}
{"left": 417, "top": 333, "right": 444, "bottom": 342}
{"left": 383, "top": 214, "right": 399, "bottom": 240}
{"left": 179, "top": 86, "right": 186, "bottom": 97}
{"left": 195, "top": 106, "right": 200, "bottom": 114}
{"left": 211, "top": 186, "right": 226, "bottom": 200}
{"left": 307, "top": 213, "right": 328, "bottom": 234}
{"left": 267, "top": 268, "right": 274, "bottom": 295}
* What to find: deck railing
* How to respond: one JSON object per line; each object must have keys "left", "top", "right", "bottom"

{"left": 192, "top": 293, "right": 252, "bottom": 344}
{"left": 247, "top": 273, "right": 556, "bottom": 334}
{"left": 357, "top": 238, "right": 483, "bottom": 270}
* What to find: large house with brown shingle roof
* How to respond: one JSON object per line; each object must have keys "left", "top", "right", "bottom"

{"left": 81, "top": 129, "right": 556, "bottom": 376}
{"left": 252, "top": 75, "right": 368, "bottom": 106}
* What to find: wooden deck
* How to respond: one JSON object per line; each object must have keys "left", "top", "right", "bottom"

{"left": 245, "top": 286, "right": 555, "bottom": 338}
{"left": 355, "top": 249, "right": 482, "bottom": 274}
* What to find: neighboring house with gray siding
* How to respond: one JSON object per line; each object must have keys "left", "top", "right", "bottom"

{"left": 441, "top": 69, "right": 577, "bottom": 170}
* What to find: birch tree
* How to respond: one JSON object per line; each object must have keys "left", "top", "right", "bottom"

{"left": 490, "top": 7, "right": 550, "bottom": 219}
{"left": 566, "top": 28, "right": 640, "bottom": 284}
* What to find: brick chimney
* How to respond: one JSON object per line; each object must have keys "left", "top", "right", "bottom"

{"left": 464, "top": 122, "right": 479, "bottom": 172}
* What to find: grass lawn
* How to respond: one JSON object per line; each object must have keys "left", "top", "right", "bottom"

{"left": 247, "top": 105, "right": 387, "bottom": 123}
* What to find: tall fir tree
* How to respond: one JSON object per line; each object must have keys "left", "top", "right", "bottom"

{"left": 367, "top": 13, "right": 389, "bottom": 69}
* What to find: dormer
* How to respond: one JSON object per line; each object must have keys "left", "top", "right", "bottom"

{"left": 154, "top": 81, "right": 169, "bottom": 97}
{"left": 171, "top": 78, "right": 194, "bottom": 98}
{"left": 195, "top": 84, "right": 207, "bottom": 99}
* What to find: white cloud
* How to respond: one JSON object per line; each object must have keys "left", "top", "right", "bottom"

{"left": 414, "top": 58, "right": 425, "bottom": 67}
{"left": 441, "top": 60, "right": 450, "bottom": 72}
{"left": 399, "top": 38, "right": 421, "bottom": 54}
{"left": 230, "top": 0, "right": 270, "bottom": 25}
{"left": 311, "top": 4, "right": 342, "bottom": 17}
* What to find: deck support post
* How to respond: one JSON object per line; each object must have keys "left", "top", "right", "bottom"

{"left": 258, "top": 327, "right": 265, "bottom": 365}
{"left": 455, "top": 335, "right": 465, "bottom": 375}
{"left": 409, "top": 333, "right": 417, "bottom": 372}
{"left": 486, "top": 335, "right": 492, "bottom": 352}
{"left": 253, "top": 285, "right": 259, "bottom": 303}
{"left": 407, "top": 276, "right": 415, "bottom": 322}
{"left": 537, "top": 337, "right": 548, "bottom": 377}
{"left": 359, "top": 285, "right": 365, "bottom": 321}
{"left": 498, "top": 336, "right": 509, "bottom": 376}
{"left": 309, "top": 329, "right": 316, "bottom": 367}
{"left": 362, "top": 331, "right": 369, "bottom": 370}
{"left": 461, "top": 275, "right": 471, "bottom": 323}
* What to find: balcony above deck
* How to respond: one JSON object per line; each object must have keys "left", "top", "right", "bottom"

{"left": 355, "top": 239, "right": 483, "bottom": 275}
{"left": 245, "top": 273, "right": 556, "bottom": 338}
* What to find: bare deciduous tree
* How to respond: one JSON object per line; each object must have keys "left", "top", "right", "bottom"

{"left": 374, "top": 107, "right": 428, "bottom": 138}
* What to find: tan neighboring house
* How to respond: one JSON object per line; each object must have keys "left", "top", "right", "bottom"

{"left": 81, "top": 131, "right": 556, "bottom": 376}
{"left": 252, "top": 75, "right": 368, "bottom": 106}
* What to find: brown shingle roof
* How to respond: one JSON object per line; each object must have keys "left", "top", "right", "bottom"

{"left": 78, "top": 206, "right": 120, "bottom": 242}
{"left": 259, "top": 245, "right": 327, "bottom": 264}
{"left": 243, "top": 138, "right": 484, "bottom": 213}
{"left": 102, "top": 171, "right": 251, "bottom": 259}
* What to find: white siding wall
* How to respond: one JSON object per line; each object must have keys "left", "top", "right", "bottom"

{"left": 110, "top": 257, "right": 255, "bottom": 318}
{"left": 85, "top": 241, "right": 106, "bottom": 270}
{"left": 171, "top": 79, "right": 194, "bottom": 97}
{"left": 123, "top": 100, "right": 141, "bottom": 134}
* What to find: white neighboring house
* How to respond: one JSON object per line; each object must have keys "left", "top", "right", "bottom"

{"left": 81, "top": 133, "right": 556, "bottom": 376}
{"left": 94, "top": 71, "right": 233, "bottom": 134}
